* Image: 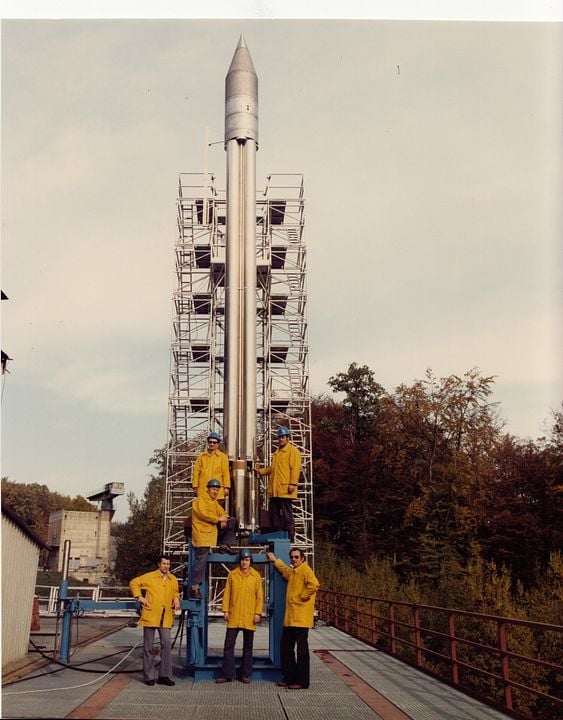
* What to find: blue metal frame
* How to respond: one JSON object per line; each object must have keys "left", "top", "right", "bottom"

{"left": 57, "top": 592, "right": 140, "bottom": 663}
{"left": 56, "top": 532, "right": 291, "bottom": 676}
{"left": 183, "top": 532, "right": 290, "bottom": 679}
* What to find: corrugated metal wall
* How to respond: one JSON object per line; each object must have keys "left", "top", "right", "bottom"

{"left": 2, "top": 516, "right": 40, "bottom": 666}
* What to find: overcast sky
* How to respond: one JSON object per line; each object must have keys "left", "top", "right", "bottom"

{"left": 2, "top": 7, "right": 562, "bottom": 521}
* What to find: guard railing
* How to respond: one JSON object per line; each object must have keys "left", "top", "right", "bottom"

{"left": 317, "top": 589, "right": 562, "bottom": 720}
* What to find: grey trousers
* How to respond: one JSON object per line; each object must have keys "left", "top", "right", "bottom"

{"left": 143, "top": 626, "right": 172, "bottom": 681}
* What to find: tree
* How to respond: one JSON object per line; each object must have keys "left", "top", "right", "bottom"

{"left": 390, "top": 368, "right": 501, "bottom": 584}
{"left": 328, "top": 362, "right": 385, "bottom": 442}
{"left": 480, "top": 416, "right": 563, "bottom": 585}
{"left": 113, "top": 449, "right": 166, "bottom": 583}
{"left": 1, "top": 478, "right": 96, "bottom": 541}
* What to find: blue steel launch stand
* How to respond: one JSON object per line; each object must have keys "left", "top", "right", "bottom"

{"left": 56, "top": 585, "right": 139, "bottom": 663}
{"left": 55, "top": 533, "right": 290, "bottom": 678}
{"left": 183, "top": 533, "right": 290, "bottom": 679}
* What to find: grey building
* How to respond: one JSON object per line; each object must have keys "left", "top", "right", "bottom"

{"left": 2, "top": 503, "right": 49, "bottom": 668}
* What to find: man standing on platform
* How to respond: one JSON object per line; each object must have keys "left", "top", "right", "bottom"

{"left": 190, "top": 478, "right": 237, "bottom": 600}
{"left": 192, "top": 431, "right": 230, "bottom": 504}
{"left": 256, "top": 426, "right": 301, "bottom": 541}
{"left": 215, "top": 548, "right": 264, "bottom": 684}
{"left": 129, "top": 555, "right": 180, "bottom": 686}
{"left": 266, "top": 547, "right": 320, "bottom": 689}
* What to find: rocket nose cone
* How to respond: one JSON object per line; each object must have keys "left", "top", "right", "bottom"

{"left": 226, "top": 37, "right": 257, "bottom": 79}
{"left": 225, "top": 38, "right": 258, "bottom": 145}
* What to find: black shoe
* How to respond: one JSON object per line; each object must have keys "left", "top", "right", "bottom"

{"left": 218, "top": 545, "right": 237, "bottom": 555}
{"left": 157, "top": 677, "right": 175, "bottom": 686}
{"left": 189, "top": 588, "right": 202, "bottom": 600}
{"left": 144, "top": 679, "right": 155, "bottom": 686}
{"left": 215, "top": 677, "right": 232, "bottom": 684}
{"left": 240, "top": 676, "right": 251, "bottom": 684}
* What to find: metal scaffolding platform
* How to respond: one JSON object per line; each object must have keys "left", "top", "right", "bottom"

{"left": 163, "top": 172, "right": 314, "bottom": 573}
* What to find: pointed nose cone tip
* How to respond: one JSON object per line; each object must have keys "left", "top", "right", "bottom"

{"left": 227, "top": 37, "right": 257, "bottom": 77}
{"left": 225, "top": 37, "right": 258, "bottom": 146}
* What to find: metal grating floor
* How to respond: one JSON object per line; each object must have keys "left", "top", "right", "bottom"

{"left": 2, "top": 621, "right": 512, "bottom": 719}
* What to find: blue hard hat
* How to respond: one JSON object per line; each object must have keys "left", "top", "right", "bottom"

{"left": 239, "top": 548, "right": 252, "bottom": 561}
{"left": 277, "top": 427, "right": 290, "bottom": 438}
{"left": 207, "top": 432, "right": 221, "bottom": 441}
{"left": 207, "top": 478, "right": 221, "bottom": 488}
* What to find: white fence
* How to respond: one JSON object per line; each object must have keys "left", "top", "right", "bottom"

{"left": 35, "top": 585, "right": 132, "bottom": 614}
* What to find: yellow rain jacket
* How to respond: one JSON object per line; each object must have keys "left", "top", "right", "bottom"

{"left": 191, "top": 491, "right": 227, "bottom": 547}
{"left": 273, "top": 559, "right": 320, "bottom": 628}
{"left": 192, "top": 449, "right": 230, "bottom": 500}
{"left": 222, "top": 566, "right": 264, "bottom": 630}
{"left": 258, "top": 442, "right": 301, "bottom": 499}
{"left": 129, "top": 570, "right": 180, "bottom": 628}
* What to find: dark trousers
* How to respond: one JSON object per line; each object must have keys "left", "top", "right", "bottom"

{"left": 142, "top": 626, "right": 172, "bottom": 681}
{"left": 192, "top": 518, "right": 237, "bottom": 584}
{"left": 221, "top": 627, "right": 254, "bottom": 679}
{"left": 269, "top": 498, "right": 294, "bottom": 541}
{"left": 280, "top": 626, "right": 310, "bottom": 688}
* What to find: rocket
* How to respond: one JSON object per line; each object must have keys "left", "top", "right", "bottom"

{"left": 224, "top": 36, "right": 258, "bottom": 529}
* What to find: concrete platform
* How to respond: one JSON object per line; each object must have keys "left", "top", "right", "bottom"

{"left": 2, "top": 618, "right": 512, "bottom": 720}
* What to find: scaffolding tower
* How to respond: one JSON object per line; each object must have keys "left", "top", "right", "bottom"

{"left": 163, "top": 172, "right": 313, "bottom": 573}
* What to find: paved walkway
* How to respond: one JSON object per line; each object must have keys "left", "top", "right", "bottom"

{"left": 2, "top": 619, "right": 511, "bottom": 720}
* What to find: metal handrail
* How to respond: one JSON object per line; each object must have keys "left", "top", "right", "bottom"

{"left": 317, "top": 589, "right": 562, "bottom": 720}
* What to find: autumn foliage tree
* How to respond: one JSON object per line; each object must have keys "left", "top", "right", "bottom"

{"left": 313, "top": 365, "right": 562, "bottom": 605}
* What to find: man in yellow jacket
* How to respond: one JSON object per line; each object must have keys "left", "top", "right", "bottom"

{"left": 256, "top": 426, "right": 301, "bottom": 541}
{"left": 267, "top": 548, "right": 319, "bottom": 689}
{"left": 215, "top": 548, "right": 264, "bottom": 684}
{"left": 129, "top": 555, "right": 180, "bottom": 686}
{"left": 192, "top": 432, "right": 230, "bottom": 502}
{"left": 190, "top": 478, "right": 237, "bottom": 600}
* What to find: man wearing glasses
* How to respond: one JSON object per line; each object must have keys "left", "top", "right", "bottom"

{"left": 192, "top": 431, "right": 230, "bottom": 504}
{"left": 266, "top": 548, "right": 320, "bottom": 689}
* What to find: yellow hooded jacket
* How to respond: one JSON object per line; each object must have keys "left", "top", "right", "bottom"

{"left": 258, "top": 442, "right": 301, "bottom": 499}
{"left": 273, "top": 558, "right": 320, "bottom": 628}
{"left": 192, "top": 449, "right": 230, "bottom": 500}
{"left": 222, "top": 566, "right": 264, "bottom": 630}
{"left": 129, "top": 570, "right": 180, "bottom": 628}
{"left": 191, "top": 491, "right": 227, "bottom": 547}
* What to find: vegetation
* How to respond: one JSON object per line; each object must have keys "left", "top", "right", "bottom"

{"left": 314, "top": 364, "right": 562, "bottom": 618}
{"left": 112, "top": 448, "right": 166, "bottom": 583}
{"left": 1, "top": 478, "right": 96, "bottom": 541}
{"left": 313, "top": 366, "right": 561, "bottom": 719}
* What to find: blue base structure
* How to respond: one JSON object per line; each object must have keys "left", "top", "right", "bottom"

{"left": 56, "top": 532, "right": 291, "bottom": 678}
{"left": 183, "top": 532, "right": 291, "bottom": 678}
{"left": 56, "top": 594, "right": 140, "bottom": 663}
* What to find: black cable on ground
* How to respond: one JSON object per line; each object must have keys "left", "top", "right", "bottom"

{"left": 7, "top": 609, "right": 191, "bottom": 688}
{"left": 4, "top": 638, "right": 150, "bottom": 681}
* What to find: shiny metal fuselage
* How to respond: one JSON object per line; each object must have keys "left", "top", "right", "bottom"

{"left": 224, "top": 38, "right": 259, "bottom": 529}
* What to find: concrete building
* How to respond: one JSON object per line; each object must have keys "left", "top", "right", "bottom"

{"left": 47, "top": 482, "right": 124, "bottom": 584}
{"left": 2, "top": 503, "right": 49, "bottom": 668}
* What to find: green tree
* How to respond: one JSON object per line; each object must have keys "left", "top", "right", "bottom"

{"left": 113, "top": 449, "right": 166, "bottom": 583}
{"left": 328, "top": 362, "right": 385, "bottom": 442}
{"left": 1, "top": 478, "right": 95, "bottom": 541}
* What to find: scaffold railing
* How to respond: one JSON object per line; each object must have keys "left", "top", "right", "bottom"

{"left": 163, "top": 172, "right": 313, "bottom": 572}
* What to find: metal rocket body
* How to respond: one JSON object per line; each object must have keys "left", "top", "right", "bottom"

{"left": 224, "top": 37, "right": 258, "bottom": 529}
